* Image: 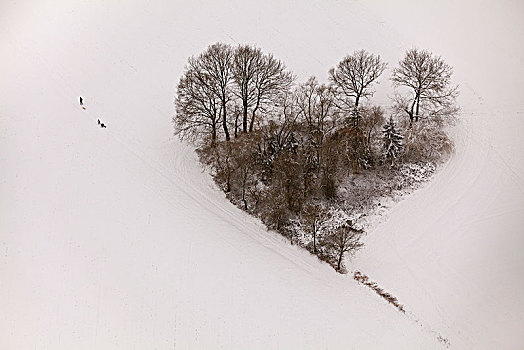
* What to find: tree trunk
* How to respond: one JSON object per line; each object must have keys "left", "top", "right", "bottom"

{"left": 211, "top": 125, "right": 217, "bottom": 145}
{"left": 242, "top": 102, "right": 248, "bottom": 133}
{"left": 313, "top": 230, "right": 317, "bottom": 254}
{"left": 234, "top": 112, "right": 239, "bottom": 138}
{"left": 249, "top": 100, "right": 260, "bottom": 132}
{"left": 354, "top": 95, "right": 360, "bottom": 128}
{"left": 415, "top": 95, "right": 420, "bottom": 122}
{"left": 337, "top": 250, "right": 344, "bottom": 272}
{"left": 222, "top": 103, "right": 230, "bottom": 141}
{"left": 226, "top": 176, "right": 231, "bottom": 192}
{"left": 408, "top": 96, "right": 417, "bottom": 126}
{"left": 249, "top": 109, "right": 256, "bottom": 132}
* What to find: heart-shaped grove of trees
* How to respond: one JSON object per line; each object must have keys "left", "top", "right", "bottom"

{"left": 173, "top": 43, "right": 458, "bottom": 273}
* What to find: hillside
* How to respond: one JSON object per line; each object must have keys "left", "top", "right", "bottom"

{"left": 1, "top": 0, "right": 523, "bottom": 348}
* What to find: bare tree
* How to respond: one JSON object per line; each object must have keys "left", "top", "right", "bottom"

{"left": 232, "top": 45, "right": 263, "bottom": 133}
{"left": 391, "top": 48, "right": 458, "bottom": 125}
{"left": 202, "top": 141, "right": 235, "bottom": 192}
{"left": 329, "top": 50, "right": 387, "bottom": 127}
{"left": 360, "top": 105, "right": 386, "bottom": 146}
{"left": 175, "top": 43, "right": 293, "bottom": 143}
{"left": 189, "top": 43, "right": 235, "bottom": 141}
{"left": 302, "top": 202, "right": 330, "bottom": 254}
{"left": 262, "top": 91, "right": 300, "bottom": 156}
{"left": 325, "top": 223, "right": 364, "bottom": 272}
{"left": 295, "top": 77, "right": 338, "bottom": 196}
{"left": 249, "top": 52, "right": 294, "bottom": 132}
{"left": 230, "top": 102, "right": 242, "bottom": 138}
{"left": 232, "top": 45, "right": 294, "bottom": 133}
{"left": 296, "top": 77, "right": 337, "bottom": 138}
{"left": 228, "top": 134, "right": 261, "bottom": 210}
{"left": 174, "top": 67, "right": 221, "bottom": 144}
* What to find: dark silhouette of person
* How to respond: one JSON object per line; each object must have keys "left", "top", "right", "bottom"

{"left": 79, "top": 96, "right": 83, "bottom": 105}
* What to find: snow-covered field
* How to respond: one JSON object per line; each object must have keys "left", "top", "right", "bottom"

{"left": 1, "top": 1, "right": 523, "bottom": 348}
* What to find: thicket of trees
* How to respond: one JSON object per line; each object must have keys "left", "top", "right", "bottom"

{"left": 173, "top": 43, "right": 458, "bottom": 272}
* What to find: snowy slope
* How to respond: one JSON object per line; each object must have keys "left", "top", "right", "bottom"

{"left": 353, "top": 1, "right": 524, "bottom": 349}
{"left": 1, "top": 0, "right": 523, "bottom": 349}
{"left": 0, "top": 1, "right": 441, "bottom": 349}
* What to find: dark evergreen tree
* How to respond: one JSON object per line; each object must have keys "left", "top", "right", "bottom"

{"left": 382, "top": 116, "right": 403, "bottom": 166}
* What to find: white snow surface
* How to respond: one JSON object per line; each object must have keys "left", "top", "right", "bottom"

{"left": 1, "top": 1, "right": 523, "bottom": 349}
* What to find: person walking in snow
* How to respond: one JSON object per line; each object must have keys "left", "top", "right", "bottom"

{"left": 79, "top": 96, "right": 83, "bottom": 106}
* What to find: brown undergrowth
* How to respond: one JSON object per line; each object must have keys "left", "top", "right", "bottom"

{"left": 354, "top": 271, "right": 452, "bottom": 348}
{"left": 353, "top": 271, "right": 405, "bottom": 313}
